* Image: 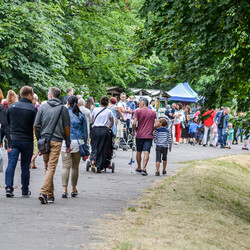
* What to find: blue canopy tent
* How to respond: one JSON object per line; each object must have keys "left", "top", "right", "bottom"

{"left": 166, "top": 83, "right": 198, "bottom": 103}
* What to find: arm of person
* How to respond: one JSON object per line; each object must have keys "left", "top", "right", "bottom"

{"left": 132, "top": 117, "right": 137, "bottom": 136}
{"left": 116, "top": 105, "right": 126, "bottom": 120}
{"left": 154, "top": 118, "right": 159, "bottom": 130}
{"left": 34, "top": 108, "right": 42, "bottom": 140}
{"left": 108, "top": 117, "right": 114, "bottom": 130}
{"left": 62, "top": 107, "right": 71, "bottom": 152}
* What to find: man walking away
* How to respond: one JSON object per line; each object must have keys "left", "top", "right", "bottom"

{"left": 5, "top": 86, "right": 36, "bottom": 198}
{"left": 132, "top": 98, "right": 157, "bottom": 176}
{"left": 62, "top": 87, "right": 74, "bottom": 105}
{"left": 214, "top": 107, "right": 230, "bottom": 148}
{"left": 35, "top": 87, "right": 71, "bottom": 204}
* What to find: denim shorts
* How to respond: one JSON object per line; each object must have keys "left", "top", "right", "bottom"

{"left": 190, "top": 132, "right": 197, "bottom": 138}
{"left": 136, "top": 138, "right": 153, "bottom": 152}
{"left": 155, "top": 145, "right": 168, "bottom": 162}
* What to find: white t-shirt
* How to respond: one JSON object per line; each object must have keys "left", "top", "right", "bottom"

{"left": 92, "top": 107, "right": 113, "bottom": 127}
{"left": 174, "top": 109, "right": 184, "bottom": 124}
{"left": 117, "top": 101, "right": 127, "bottom": 118}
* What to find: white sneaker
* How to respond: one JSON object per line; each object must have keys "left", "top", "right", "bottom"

{"left": 174, "top": 142, "right": 179, "bottom": 145}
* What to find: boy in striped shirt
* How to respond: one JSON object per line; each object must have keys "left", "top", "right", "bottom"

{"left": 154, "top": 118, "right": 172, "bottom": 176}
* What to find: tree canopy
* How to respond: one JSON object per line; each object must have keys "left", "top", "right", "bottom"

{"left": 138, "top": 0, "right": 250, "bottom": 112}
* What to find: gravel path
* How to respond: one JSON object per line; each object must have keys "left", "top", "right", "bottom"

{"left": 0, "top": 143, "right": 248, "bottom": 249}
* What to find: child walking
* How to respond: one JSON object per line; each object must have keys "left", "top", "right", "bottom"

{"left": 154, "top": 118, "right": 172, "bottom": 176}
{"left": 242, "top": 131, "right": 249, "bottom": 150}
{"left": 188, "top": 117, "right": 201, "bottom": 146}
{"left": 226, "top": 123, "right": 234, "bottom": 149}
{"left": 212, "top": 122, "right": 218, "bottom": 148}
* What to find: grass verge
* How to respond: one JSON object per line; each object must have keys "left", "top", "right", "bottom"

{"left": 93, "top": 154, "right": 250, "bottom": 249}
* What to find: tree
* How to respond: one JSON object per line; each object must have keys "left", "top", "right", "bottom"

{"left": 138, "top": 0, "right": 250, "bottom": 111}
{"left": 0, "top": 1, "right": 68, "bottom": 97}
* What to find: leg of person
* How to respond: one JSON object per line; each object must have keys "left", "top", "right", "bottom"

{"left": 71, "top": 152, "right": 81, "bottom": 195}
{"left": 39, "top": 141, "right": 62, "bottom": 203}
{"left": 61, "top": 152, "right": 72, "bottom": 196}
{"left": 135, "top": 138, "right": 143, "bottom": 172}
{"left": 155, "top": 146, "right": 161, "bottom": 175}
{"left": 5, "top": 141, "right": 20, "bottom": 197}
{"left": 141, "top": 139, "right": 152, "bottom": 175}
{"left": 217, "top": 128, "right": 223, "bottom": 147}
{"left": 203, "top": 126, "right": 209, "bottom": 145}
{"left": 175, "top": 123, "right": 181, "bottom": 143}
{"left": 222, "top": 128, "right": 227, "bottom": 147}
{"left": 20, "top": 141, "right": 33, "bottom": 196}
{"left": 193, "top": 137, "right": 196, "bottom": 145}
{"left": 162, "top": 147, "right": 168, "bottom": 174}
{"left": 228, "top": 140, "right": 232, "bottom": 149}
{"left": 213, "top": 135, "right": 218, "bottom": 147}
{"left": 209, "top": 126, "right": 214, "bottom": 146}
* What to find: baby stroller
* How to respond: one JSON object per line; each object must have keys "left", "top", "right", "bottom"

{"left": 86, "top": 129, "right": 116, "bottom": 173}
{"left": 116, "top": 120, "right": 133, "bottom": 151}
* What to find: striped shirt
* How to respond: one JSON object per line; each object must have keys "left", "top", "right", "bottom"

{"left": 154, "top": 127, "right": 172, "bottom": 149}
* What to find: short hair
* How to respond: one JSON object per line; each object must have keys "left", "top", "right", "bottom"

{"left": 49, "top": 87, "right": 61, "bottom": 99}
{"left": 66, "top": 87, "right": 73, "bottom": 93}
{"left": 78, "top": 98, "right": 85, "bottom": 106}
{"left": 150, "top": 100, "right": 155, "bottom": 104}
{"left": 120, "top": 92, "right": 126, "bottom": 96}
{"left": 20, "top": 86, "right": 33, "bottom": 98}
{"left": 100, "top": 96, "right": 109, "bottom": 107}
{"left": 159, "top": 118, "right": 168, "bottom": 127}
{"left": 140, "top": 97, "right": 148, "bottom": 107}
{"left": 0, "top": 89, "right": 4, "bottom": 103}
{"left": 110, "top": 97, "right": 117, "bottom": 104}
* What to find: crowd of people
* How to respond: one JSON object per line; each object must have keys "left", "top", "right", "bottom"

{"left": 0, "top": 86, "right": 249, "bottom": 204}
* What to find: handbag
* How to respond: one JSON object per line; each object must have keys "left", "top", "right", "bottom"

{"left": 77, "top": 139, "right": 90, "bottom": 157}
{"left": 38, "top": 106, "right": 64, "bottom": 154}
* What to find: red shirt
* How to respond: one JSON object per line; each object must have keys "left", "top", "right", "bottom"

{"left": 134, "top": 108, "right": 157, "bottom": 139}
{"left": 203, "top": 110, "right": 216, "bottom": 127}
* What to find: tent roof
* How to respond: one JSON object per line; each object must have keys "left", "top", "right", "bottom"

{"left": 166, "top": 83, "right": 198, "bottom": 103}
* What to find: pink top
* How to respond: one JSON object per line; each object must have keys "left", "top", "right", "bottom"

{"left": 212, "top": 123, "right": 218, "bottom": 135}
{"left": 134, "top": 108, "right": 157, "bottom": 139}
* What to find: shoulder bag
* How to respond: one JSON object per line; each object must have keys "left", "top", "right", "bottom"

{"left": 38, "top": 106, "right": 64, "bottom": 154}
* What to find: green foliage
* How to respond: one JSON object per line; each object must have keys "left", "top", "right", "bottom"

{"left": 138, "top": 0, "right": 250, "bottom": 112}
{"left": 0, "top": 1, "right": 68, "bottom": 97}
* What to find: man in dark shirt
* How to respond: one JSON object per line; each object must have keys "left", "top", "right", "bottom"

{"left": 5, "top": 86, "right": 37, "bottom": 198}
{"left": 62, "top": 87, "right": 74, "bottom": 105}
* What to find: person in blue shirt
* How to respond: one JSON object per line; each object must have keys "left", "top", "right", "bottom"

{"left": 188, "top": 117, "right": 201, "bottom": 146}
{"left": 214, "top": 107, "right": 230, "bottom": 148}
{"left": 126, "top": 96, "right": 136, "bottom": 111}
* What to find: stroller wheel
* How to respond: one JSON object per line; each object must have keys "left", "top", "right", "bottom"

{"left": 111, "top": 162, "right": 115, "bottom": 173}
{"left": 86, "top": 161, "right": 90, "bottom": 171}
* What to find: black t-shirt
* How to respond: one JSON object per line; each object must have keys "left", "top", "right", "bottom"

{"left": 218, "top": 113, "right": 225, "bottom": 128}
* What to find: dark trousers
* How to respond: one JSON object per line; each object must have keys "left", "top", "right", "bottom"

{"left": 90, "top": 126, "right": 111, "bottom": 170}
{"left": 5, "top": 140, "right": 33, "bottom": 194}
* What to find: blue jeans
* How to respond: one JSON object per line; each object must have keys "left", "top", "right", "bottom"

{"left": 218, "top": 127, "right": 226, "bottom": 146}
{"left": 5, "top": 140, "right": 33, "bottom": 194}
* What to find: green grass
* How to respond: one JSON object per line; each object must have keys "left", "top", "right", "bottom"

{"left": 95, "top": 154, "right": 250, "bottom": 249}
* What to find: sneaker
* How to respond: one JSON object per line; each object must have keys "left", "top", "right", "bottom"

{"left": 220, "top": 146, "right": 225, "bottom": 149}
{"left": 6, "top": 188, "right": 14, "bottom": 198}
{"left": 71, "top": 191, "right": 78, "bottom": 197}
{"left": 39, "top": 193, "right": 48, "bottom": 204}
{"left": 48, "top": 197, "right": 55, "bottom": 203}
{"left": 162, "top": 170, "right": 167, "bottom": 175}
{"left": 135, "top": 167, "right": 142, "bottom": 173}
{"left": 174, "top": 142, "right": 179, "bottom": 145}
{"left": 22, "top": 191, "right": 31, "bottom": 198}
{"left": 155, "top": 171, "right": 160, "bottom": 176}
{"left": 62, "top": 192, "right": 68, "bottom": 198}
{"left": 141, "top": 170, "right": 148, "bottom": 176}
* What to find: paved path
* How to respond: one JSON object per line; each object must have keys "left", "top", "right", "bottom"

{"left": 0, "top": 143, "right": 248, "bottom": 249}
